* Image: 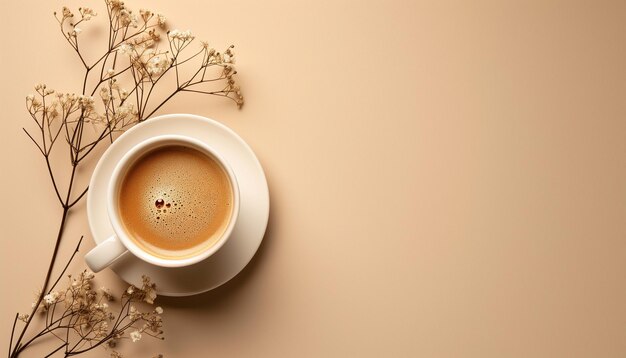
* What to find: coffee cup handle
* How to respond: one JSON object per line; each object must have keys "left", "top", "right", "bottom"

{"left": 85, "top": 236, "right": 129, "bottom": 273}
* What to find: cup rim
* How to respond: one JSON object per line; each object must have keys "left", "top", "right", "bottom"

{"left": 107, "top": 134, "right": 240, "bottom": 268}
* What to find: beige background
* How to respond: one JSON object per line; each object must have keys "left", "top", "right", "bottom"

{"left": 1, "top": 0, "right": 626, "bottom": 357}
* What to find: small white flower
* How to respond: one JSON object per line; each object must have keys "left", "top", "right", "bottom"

{"left": 146, "top": 55, "right": 170, "bottom": 76}
{"left": 81, "top": 7, "right": 97, "bottom": 21}
{"left": 43, "top": 291, "right": 59, "bottom": 305}
{"left": 118, "top": 102, "right": 134, "bottom": 117}
{"left": 155, "top": 306, "right": 163, "bottom": 314}
{"left": 61, "top": 6, "right": 73, "bottom": 19}
{"left": 129, "top": 305, "right": 142, "bottom": 321}
{"left": 130, "top": 330, "right": 142, "bottom": 342}
{"left": 127, "top": 286, "right": 135, "bottom": 295}
{"left": 144, "top": 287, "right": 157, "bottom": 304}
{"left": 119, "top": 9, "right": 138, "bottom": 28}
{"left": 100, "top": 287, "right": 114, "bottom": 300}
{"left": 119, "top": 44, "right": 133, "bottom": 56}
{"left": 139, "top": 8, "right": 152, "bottom": 22}
{"left": 169, "top": 29, "right": 194, "bottom": 41}
{"left": 100, "top": 87, "right": 111, "bottom": 102}
{"left": 17, "top": 314, "right": 29, "bottom": 322}
{"left": 74, "top": 27, "right": 82, "bottom": 35}
{"left": 107, "top": 69, "right": 115, "bottom": 77}
{"left": 78, "top": 95, "right": 95, "bottom": 112}
{"left": 157, "top": 14, "right": 166, "bottom": 27}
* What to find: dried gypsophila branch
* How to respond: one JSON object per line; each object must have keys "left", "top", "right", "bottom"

{"left": 9, "top": 0, "right": 244, "bottom": 356}
{"left": 17, "top": 269, "right": 164, "bottom": 358}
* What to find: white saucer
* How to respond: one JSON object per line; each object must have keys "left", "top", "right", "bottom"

{"left": 87, "top": 114, "right": 269, "bottom": 296}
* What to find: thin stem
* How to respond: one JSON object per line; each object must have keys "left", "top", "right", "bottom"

{"left": 22, "top": 129, "right": 44, "bottom": 156}
{"left": 48, "top": 302, "right": 57, "bottom": 328}
{"left": 40, "top": 96, "right": 48, "bottom": 154}
{"left": 106, "top": 5, "right": 113, "bottom": 49}
{"left": 176, "top": 47, "right": 205, "bottom": 67}
{"left": 73, "top": 37, "right": 89, "bottom": 70}
{"left": 64, "top": 164, "right": 78, "bottom": 206}
{"left": 171, "top": 40, "right": 180, "bottom": 87}
{"left": 18, "top": 321, "right": 64, "bottom": 353}
{"left": 47, "top": 237, "right": 83, "bottom": 294}
{"left": 81, "top": 68, "right": 90, "bottom": 95}
{"left": 8, "top": 313, "right": 18, "bottom": 358}
{"left": 68, "top": 115, "right": 80, "bottom": 158}
{"left": 76, "top": 133, "right": 108, "bottom": 162}
{"left": 44, "top": 155, "right": 64, "bottom": 205}
{"left": 68, "top": 187, "right": 89, "bottom": 208}
{"left": 10, "top": 207, "right": 69, "bottom": 358}
{"left": 44, "top": 342, "right": 67, "bottom": 358}
{"left": 181, "top": 88, "right": 240, "bottom": 105}
{"left": 143, "top": 87, "right": 180, "bottom": 120}
{"left": 62, "top": 112, "right": 75, "bottom": 164}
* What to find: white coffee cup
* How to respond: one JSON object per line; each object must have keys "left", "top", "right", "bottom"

{"left": 85, "top": 134, "right": 240, "bottom": 272}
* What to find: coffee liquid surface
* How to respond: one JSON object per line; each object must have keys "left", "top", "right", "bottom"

{"left": 118, "top": 145, "right": 233, "bottom": 259}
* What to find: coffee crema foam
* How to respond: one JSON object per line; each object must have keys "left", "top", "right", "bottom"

{"left": 118, "top": 145, "right": 233, "bottom": 260}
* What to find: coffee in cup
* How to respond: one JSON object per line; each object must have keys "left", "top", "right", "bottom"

{"left": 118, "top": 145, "right": 234, "bottom": 260}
